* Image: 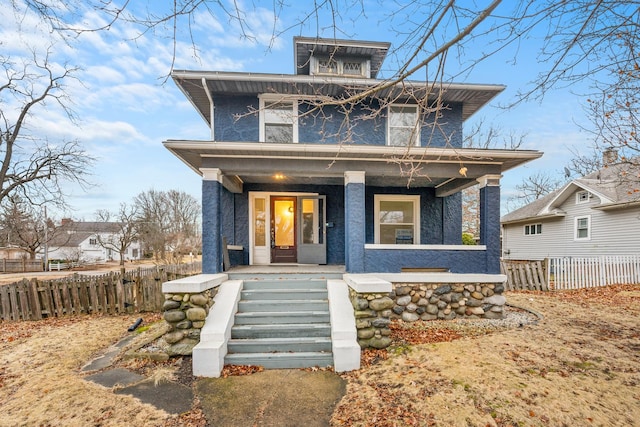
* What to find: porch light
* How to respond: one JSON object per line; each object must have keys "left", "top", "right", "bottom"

{"left": 274, "top": 173, "right": 285, "bottom": 180}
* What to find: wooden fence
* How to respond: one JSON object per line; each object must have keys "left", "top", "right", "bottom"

{"left": 0, "top": 259, "right": 43, "bottom": 273}
{"left": 0, "top": 262, "right": 202, "bottom": 321}
{"left": 548, "top": 256, "right": 640, "bottom": 290}
{"left": 500, "top": 260, "right": 549, "bottom": 291}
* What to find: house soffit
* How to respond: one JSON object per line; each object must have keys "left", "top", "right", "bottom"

{"left": 171, "top": 71, "right": 506, "bottom": 123}
{"left": 163, "top": 141, "right": 542, "bottom": 192}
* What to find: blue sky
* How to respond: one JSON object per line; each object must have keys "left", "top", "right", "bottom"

{"left": 2, "top": 1, "right": 594, "bottom": 220}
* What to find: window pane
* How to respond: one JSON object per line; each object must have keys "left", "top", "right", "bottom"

{"left": 254, "top": 198, "right": 266, "bottom": 246}
{"left": 379, "top": 200, "right": 414, "bottom": 224}
{"left": 318, "top": 59, "right": 338, "bottom": 74}
{"left": 265, "top": 102, "right": 294, "bottom": 123}
{"left": 389, "top": 106, "right": 417, "bottom": 127}
{"left": 343, "top": 61, "right": 362, "bottom": 75}
{"left": 265, "top": 124, "right": 293, "bottom": 143}
{"left": 536, "top": 224, "right": 542, "bottom": 234}
{"left": 380, "top": 224, "right": 414, "bottom": 244}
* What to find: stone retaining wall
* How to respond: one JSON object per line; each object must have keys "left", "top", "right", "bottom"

{"left": 162, "top": 288, "right": 217, "bottom": 355}
{"left": 350, "top": 281, "right": 506, "bottom": 349}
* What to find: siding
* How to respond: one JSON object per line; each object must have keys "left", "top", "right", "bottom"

{"left": 502, "top": 189, "right": 640, "bottom": 260}
{"left": 212, "top": 95, "right": 462, "bottom": 147}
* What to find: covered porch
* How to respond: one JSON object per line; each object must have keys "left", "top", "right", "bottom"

{"left": 164, "top": 141, "right": 542, "bottom": 274}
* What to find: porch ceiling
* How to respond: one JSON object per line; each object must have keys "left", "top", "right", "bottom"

{"left": 163, "top": 141, "right": 542, "bottom": 196}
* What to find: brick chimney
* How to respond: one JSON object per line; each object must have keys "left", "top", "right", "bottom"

{"left": 603, "top": 148, "right": 618, "bottom": 166}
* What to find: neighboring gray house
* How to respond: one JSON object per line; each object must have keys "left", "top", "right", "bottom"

{"left": 501, "top": 161, "right": 640, "bottom": 260}
{"left": 165, "top": 36, "right": 541, "bottom": 274}
{"left": 43, "top": 221, "right": 142, "bottom": 264}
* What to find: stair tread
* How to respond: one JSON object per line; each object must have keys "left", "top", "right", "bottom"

{"left": 228, "top": 337, "right": 331, "bottom": 343}
{"left": 236, "top": 310, "right": 329, "bottom": 316}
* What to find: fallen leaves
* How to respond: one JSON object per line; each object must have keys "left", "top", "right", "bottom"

{"left": 220, "top": 364, "right": 264, "bottom": 378}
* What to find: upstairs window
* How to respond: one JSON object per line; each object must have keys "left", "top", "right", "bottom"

{"left": 387, "top": 105, "right": 420, "bottom": 146}
{"left": 524, "top": 223, "right": 542, "bottom": 236}
{"left": 89, "top": 238, "right": 97, "bottom": 245}
{"left": 311, "top": 56, "right": 368, "bottom": 77}
{"left": 259, "top": 97, "right": 298, "bottom": 143}
{"left": 575, "top": 215, "right": 591, "bottom": 240}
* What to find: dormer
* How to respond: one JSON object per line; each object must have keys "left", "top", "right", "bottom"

{"left": 294, "top": 36, "right": 390, "bottom": 79}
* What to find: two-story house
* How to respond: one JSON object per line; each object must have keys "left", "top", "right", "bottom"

{"left": 165, "top": 37, "right": 542, "bottom": 275}
{"left": 501, "top": 157, "right": 640, "bottom": 260}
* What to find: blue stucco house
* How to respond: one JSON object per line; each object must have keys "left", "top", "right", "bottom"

{"left": 164, "top": 37, "right": 541, "bottom": 275}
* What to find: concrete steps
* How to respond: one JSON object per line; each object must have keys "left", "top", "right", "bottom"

{"left": 225, "top": 279, "right": 332, "bottom": 369}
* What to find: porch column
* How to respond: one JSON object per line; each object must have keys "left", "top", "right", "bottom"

{"left": 478, "top": 175, "right": 502, "bottom": 274}
{"left": 201, "top": 168, "right": 223, "bottom": 274}
{"left": 345, "top": 171, "right": 366, "bottom": 273}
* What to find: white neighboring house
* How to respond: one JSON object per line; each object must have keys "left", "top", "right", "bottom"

{"left": 43, "top": 221, "right": 142, "bottom": 264}
{"left": 501, "top": 161, "right": 640, "bottom": 261}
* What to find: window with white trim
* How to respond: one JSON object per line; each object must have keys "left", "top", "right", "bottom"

{"left": 259, "top": 97, "right": 298, "bottom": 143}
{"left": 576, "top": 191, "right": 590, "bottom": 204}
{"left": 311, "top": 56, "right": 368, "bottom": 77}
{"left": 387, "top": 105, "right": 420, "bottom": 146}
{"left": 89, "top": 238, "right": 98, "bottom": 245}
{"left": 374, "top": 195, "right": 420, "bottom": 244}
{"left": 575, "top": 215, "right": 591, "bottom": 240}
{"left": 524, "top": 223, "right": 542, "bottom": 236}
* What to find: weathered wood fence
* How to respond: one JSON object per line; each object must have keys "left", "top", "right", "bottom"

{"left": 0, "top": 259, "right": 43, "bottom": 273}
{"left": 549, "top": 256, "right": 640, "bottom": 290}
{"left": 500, "top": 259, "right": 549, "bottom": 291}
{"left": 0, "top": 262, "right": 202, "bottom": 321}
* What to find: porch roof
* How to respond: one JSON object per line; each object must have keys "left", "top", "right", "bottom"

{"left": 163, "top": 141, "right": 542, "bottom": 196}
{"left": 171, "top": 70, "right": 505, "bottom": 123}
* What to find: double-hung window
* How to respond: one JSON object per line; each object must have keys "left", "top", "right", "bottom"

{"left": 387, "top": 105, "right": 420, "bottom": 146}
{"left": 575, "top": 215, "right": 591, "bottom": 240}
{"left": 260, "top": 96, "right": 298, "bottom": 143}
{"left": 374, "top": 195, "right": 420, "bottom": 244}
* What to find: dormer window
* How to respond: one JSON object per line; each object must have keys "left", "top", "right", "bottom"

{"left": 311, "top": 56, "right": 369, "bottom": 78}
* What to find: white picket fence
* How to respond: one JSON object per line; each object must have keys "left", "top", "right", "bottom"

{"left": 548, "top": 255, "right": 640, "bottom": 290}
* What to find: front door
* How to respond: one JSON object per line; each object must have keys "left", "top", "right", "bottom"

{"left": 270, "top": 197, "right": 297, "bottom": 263}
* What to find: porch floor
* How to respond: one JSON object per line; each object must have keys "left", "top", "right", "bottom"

{"left": 226, "top": 265, "right": 345, "bottom": 274}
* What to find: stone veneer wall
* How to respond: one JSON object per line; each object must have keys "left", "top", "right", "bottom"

{"left": 350, "top": 281, "right": 506, "bottom": 349}
{"left": 162, "top": 288, "right": 218, "bottom": 356}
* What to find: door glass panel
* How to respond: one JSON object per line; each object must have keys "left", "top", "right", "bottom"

{"left": 254, "top": 198, "right": 266, "bottom": 246}
{"left": 302, "top": 198, "right": 316, "bottom": 244}
{"left": 274, "top": 200, "right": 294, "bottom": 246}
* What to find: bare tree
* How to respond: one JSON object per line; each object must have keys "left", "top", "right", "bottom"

{"left": 134, "top": 189, "right": 200, "bottom": 262}
{"left": 95, "top": 203, "right": 140, "bottom": 266}
{"left": 0, "top": 195, "right": 62, "bottom": 259}
{"left": 0, "top": 48, "right": 94, "bottom": 208}
{"left": 509, "top": 171, "right": 562, "bottom": 210}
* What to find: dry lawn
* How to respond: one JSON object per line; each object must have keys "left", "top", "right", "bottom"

{"left": 0, "top": 313, "right": 172, "bottom": 427}
{"left": 333, "top": 285, "right": 640, "bottom": 426}
{"left": 0, "top": 285, "right": 638, "bottom": 427}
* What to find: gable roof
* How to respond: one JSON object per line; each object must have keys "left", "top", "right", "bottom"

{"left": 48, "top": 221, "right": 123, "bottom": 248}
{"left": 501, "top": 162, "right": 640, "bottom": 224}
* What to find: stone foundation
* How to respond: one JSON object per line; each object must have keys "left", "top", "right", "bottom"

{"left": 349, "top": 280, "right": 506, "bottom": 349}
{"left": 162, "top": 288, "right": 217, "bottom": 355}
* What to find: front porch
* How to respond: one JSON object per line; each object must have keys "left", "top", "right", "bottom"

{"left": 162, "top": 268, "right": 508, "bottom": 377}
